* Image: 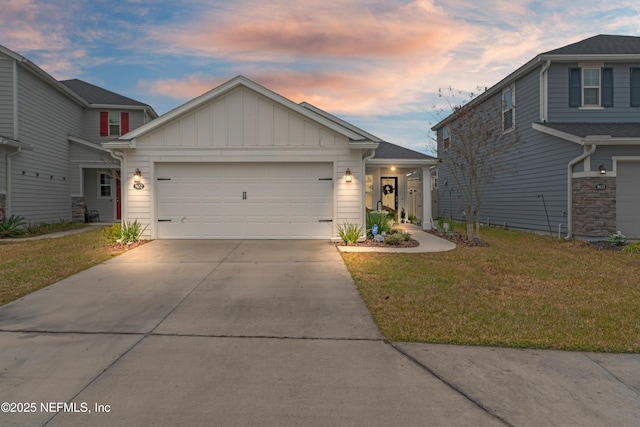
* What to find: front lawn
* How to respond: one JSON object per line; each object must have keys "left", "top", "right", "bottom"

{"left": 342, "top": 227, "right": 640, "bottom": 353}
{"left": 0, "top": 227, "right": 129, "bottom": 306}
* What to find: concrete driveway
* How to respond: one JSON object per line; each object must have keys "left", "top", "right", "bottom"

{"left": 1, "top": 240, "right": 639, "bottom": 426}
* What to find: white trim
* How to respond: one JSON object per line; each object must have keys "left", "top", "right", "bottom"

{"left": 68, "top": 135, "right": 110, "bottom": 152}
{"left": 612, "top": 156, "right": 640, "bottom": 176}
{"left": 97, "top": 172, "right": 113, "bottom": 199}
{"left": 532, "top": 123, "right": 640, "bottom": 146}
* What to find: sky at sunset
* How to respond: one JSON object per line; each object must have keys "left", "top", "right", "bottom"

{"left": 2, "top": 0, "right": 640, "bottom": 155}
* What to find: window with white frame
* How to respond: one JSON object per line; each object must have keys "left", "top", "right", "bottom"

{"left": 442, "top": 126, "right": 451, "bottom": 150}
{"left": 582, "top": 68, "right": 600, "bottom": 106}
{"left": 502, "top": 85, "right": 515, "bottom": 131}
{"left": 99, "top": 173, "right": 112, "bottom": 197}
{"left": 109, "top": 112, "right": 121, "bottom": 136}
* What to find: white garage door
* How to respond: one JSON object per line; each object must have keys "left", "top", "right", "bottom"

{"left": 156, "top": 162, "right": 333, "bottom": 239}
{"left": 617, "top": 162, "right": 640, "bottom": 239}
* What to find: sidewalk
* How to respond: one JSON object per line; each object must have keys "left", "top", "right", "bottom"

{"left": 337, "top": 222, "right": 456, "bottom": 253}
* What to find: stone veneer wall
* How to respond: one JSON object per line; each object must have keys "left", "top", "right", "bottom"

{"left": 72, "top": 196, "right": 86, "bottom": 223}
{"left": 572, "top": 177, "right": 616, "bottom": 237}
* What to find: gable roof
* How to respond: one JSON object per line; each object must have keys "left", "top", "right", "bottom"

{"left": 372, "top": 141, "right": 435, "bottom": 160}
{"left": 60, "top": 79, "right": 158, "bottom": 117}
{"left": 543, "top": 34, "right": 640, "bottom": 56}
{"left": 111, "top": 75, "right": 378, "bottom": 147}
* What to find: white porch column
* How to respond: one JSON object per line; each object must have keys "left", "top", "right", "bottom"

{"left": 422, "top": 166, "right": 432, "bottom": 231}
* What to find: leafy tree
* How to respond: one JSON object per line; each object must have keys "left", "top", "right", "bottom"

{"left": 431, "top": 86, "right": 519, "bottom": 242}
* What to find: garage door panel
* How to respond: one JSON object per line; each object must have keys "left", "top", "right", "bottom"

{"left": 156, "top": 162, "right": 333, "bottom": 239}
{"left": 616, "top": 162, "right": 640, "bottom": 239}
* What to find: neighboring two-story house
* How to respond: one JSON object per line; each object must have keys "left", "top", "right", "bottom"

{"left": 0, "top": 44, "right": 157, "bottom": 224}
{"left": 433, "top": 35, "right": 640, "bottom": 239}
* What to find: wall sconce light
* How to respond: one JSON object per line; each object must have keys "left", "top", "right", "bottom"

{"left": 598, "top": 164, "right": 606, "bottom": 175}
{"left": 344, "top": 168, "right": 352, "bottom": 183}
{"left": 390, "top": 166, "right": 396, "bottom": 172}
{"left": 133, "top": 168, "right": 142, "bottom": 182}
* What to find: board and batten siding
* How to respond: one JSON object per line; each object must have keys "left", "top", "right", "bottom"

{"left": 9, "top": 65, "right": 83, "bottom": 222}
{"left": 124, "top": 86, "right": 363, "bottom": 239}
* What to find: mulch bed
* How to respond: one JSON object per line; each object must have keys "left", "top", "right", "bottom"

{"left": 582, "top": 241, "right": 628, "bottom": 251}
{"left": 427, "top": 229, "right": 488, "bottom": 247}
{"left": 336, "top": 238, "right": 420, "bottom": 248}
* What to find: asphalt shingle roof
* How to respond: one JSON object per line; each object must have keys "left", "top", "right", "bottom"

{"left": 537, "top": 122, "right": 640, "bottom": 138}
{"left": 60, "top": 79, "right": 150, "bottom": 107}
{"left": 372, "top": 141, "right": 436, "bottom": 160}
{"left": 543, "top": 34, "right": 640, "bottom": 55}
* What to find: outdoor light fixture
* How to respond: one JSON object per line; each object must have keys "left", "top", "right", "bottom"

{"left": 598, "top": 164, "right": 606, "bottom": 175}
{"left": 133, "top": 168, "right": 142, "bottom": 182}
{"left": 390, "top": 166, "right": 396, "bottom": 172}
{"left": 345, "top": 168, "right": 352, "bottom": 183}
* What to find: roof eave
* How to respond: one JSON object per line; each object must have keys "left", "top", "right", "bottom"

{"left": 90, "top": 104, "right": 159, "bottom": 118}
{"left": 366, "top": 158, "right": 438, "bottom": 166}
{"left": 0, "top": 136, "right": 34, "bottom": 151}
{"left": 532, "top": 123, "right": 640, "bottom": 145}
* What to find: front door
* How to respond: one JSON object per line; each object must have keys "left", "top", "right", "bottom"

{"left": 381, "top": 177, "right": 398, "bottom": 212}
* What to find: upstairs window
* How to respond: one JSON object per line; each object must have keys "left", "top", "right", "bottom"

{"left": 502, "top": 85, "right": 515, "bottom": 131}
{"left": 631, "top": 68, "right": 640, "bottom": 107}
{"left": 442, "top": 126, "right": 451, "bottom": 150}
{"left": 569, "top": 66, "right": 613, "bottom": 108}
{"left": 100, "top": 112, "right": 130, "bottom": 136}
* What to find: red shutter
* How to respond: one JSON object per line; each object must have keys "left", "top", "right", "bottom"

{"left": 100, "top": 112, "right": 108, "bottom": 136}
{"left": 121, "top": 112, "right": 129, "bottom": 134}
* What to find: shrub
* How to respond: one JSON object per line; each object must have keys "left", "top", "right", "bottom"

{"left": 103, "top": 220, "right": 147, "bottom": 244}
{"left": 622, "top": 242, "right": 640, "bottom": 253}
{"left": 385, "top": 234, "right": 403, "bottom": 245}
{"left": 366, "top": 211, "right": 393, "bottom": 238}
{"left": 103, "top": 223, "right": 122, "bottom": 242}
{"left": 0, "top": 215, "right": 26, "bottom": 238}
{"left": 337, "top": 221, "right": 363, "bottom": 245}
{"left": 120, "top": 220, "right": 147, "bottom": 244}
{"left": 608, "top": 231, "right": 626, "bottom": 245}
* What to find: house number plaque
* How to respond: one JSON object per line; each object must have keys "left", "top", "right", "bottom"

{"left": 595, "top": 184, "right": 607, "bottom": 191}
{"left": 133, "top": 183, "right": 145, "bottom": 190}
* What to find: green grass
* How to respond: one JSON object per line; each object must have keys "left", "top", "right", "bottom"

{"left": 342, "top": 227, "right": 640, "bottom": 353}
{"left": 0, "top": 227, "right": 128, "bottom": 306}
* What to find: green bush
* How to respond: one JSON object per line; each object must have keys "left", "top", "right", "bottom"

{"left": 384, "top": 234, "right": 401, "bottom": 245}
{"left": 608, "top": 231, "right": 626, "bottom": 245}
{"left": 103, "top": 220, "right": 147, "bottom": 244}
{"left": 366, "top": 211, "right": 393, "bottom": 238}
{"left": 337, "top": 221, "right": 363, "bottom": 245}
{"left": 0, "top": 215, "right": 26, "bottom": 238}
{"left": 622, "top": 242, "right": 640, "bottom": 253}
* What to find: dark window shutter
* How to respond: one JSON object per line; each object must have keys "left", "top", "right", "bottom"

{"left": 601, "top": 68, "right": 613, "bottom": 107}
{"left": 121, "top": 112, "right": 129, "bottom": 134}
{"left": 569, "top": 68, "right": 581, "bottom": 107}
{"left": 631, "top": 68, "right": 640, "bottom": 107}
{"left": 100, "top": 112, "right": 109, "bottom": 136}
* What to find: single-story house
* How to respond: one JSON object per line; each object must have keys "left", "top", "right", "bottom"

{"left": 105, "top": 76, "right": 437, "bottom": 240}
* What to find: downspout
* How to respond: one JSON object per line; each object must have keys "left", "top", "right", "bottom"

{"left": 539, "top": 60, "right": 551, "bottom": 122}
{"left": 565, "top": 144, "right": 596, "bottom": 239}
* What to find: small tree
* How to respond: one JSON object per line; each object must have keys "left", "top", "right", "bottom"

{"left": 432, "top": 87, "right": 519, "bottom": 242}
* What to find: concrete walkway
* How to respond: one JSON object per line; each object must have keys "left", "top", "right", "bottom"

{"left": 337, "top": 222, "right": 456, "bottom": 253}
{"left": 0, "top": 240, "right": 638, "bottom": 426}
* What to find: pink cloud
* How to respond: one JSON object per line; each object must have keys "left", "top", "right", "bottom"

{"left": 147, "top": 0, "right": 466, "bottom": 61}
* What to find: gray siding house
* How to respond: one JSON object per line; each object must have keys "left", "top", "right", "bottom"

{"left": 0, "top": 44, "right": 156, "bottom": 224}
{"left": 433, "top": 35, "right": 640, "bottom": 239}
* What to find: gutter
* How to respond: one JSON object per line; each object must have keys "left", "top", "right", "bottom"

{"left": 565, "top": 144, "right": 596, "bottom": 239}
